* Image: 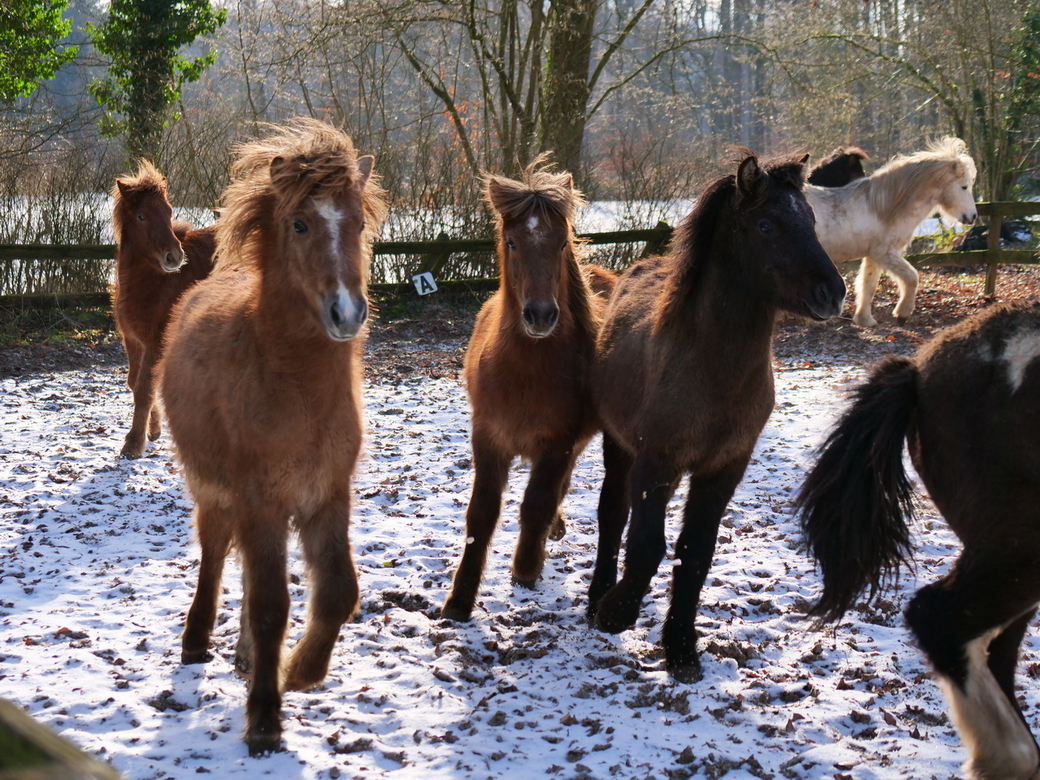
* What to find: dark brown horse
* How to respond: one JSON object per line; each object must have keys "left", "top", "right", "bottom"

{"left": 807, "top": 145, "right": 870, "bottom": 187}
{"left": 441, "top": 161, "right": 616, "bottom": 622}
{"left": 111, "top": 160, "right": 215, "bottom": 458}
{"left": 588, "top": 152, "right": 846, "bottom": 681}
{"left": 159, "top": 119, "right": 386, "bottom": 755}
{"left": 798, "top": 301, "right": 1040, "bottom": 780}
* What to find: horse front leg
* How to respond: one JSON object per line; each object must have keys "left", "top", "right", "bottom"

{"left": 587, "top": 432, "right": 633, "bottom": 623}
{"left": 121, "top": 346, "right": 158, "bottom": 458}
{"left": 664, "top": 464, "right": 745, "bottom": 683}
{"left": 594, "top": 456, "right": 679, "bottom": 634}
{"left": 852, "top": 258, "right": 884, "bottom": 328}
{"left": 884, "top": 251, "right": 919, "bottom": 323}
{"left": 237, "top": 506, "right": 290, "bottom": 756}
{"left": 182, "top": 500, "right": 233, "bottom": 664}
{"left": 512, "top": 446, "right": 577, "bottom": 586}
{"left": 441, "top": 432, "right": 511, "bottom": 621}
{"left": 285, "top": 492, "right": 359, "bottom": 691}
{"left": 906, "top": 556, "right": 1040, "bottom": 780}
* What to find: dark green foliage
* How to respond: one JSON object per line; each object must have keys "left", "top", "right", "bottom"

{"left": 0, "top": 0, "right": 76, "bottom": 102}
{"left": 88, "top": 0, "right": 227, "bottom": 161}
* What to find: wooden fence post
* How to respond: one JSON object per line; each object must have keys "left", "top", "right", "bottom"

{"left": 985, "top": 213, "right": 1002, "bottom": 296}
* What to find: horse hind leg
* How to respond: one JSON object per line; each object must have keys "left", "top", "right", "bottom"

{"left": 284, "top": 497, "right": 359, "bottom": 692}
{"left": 148, "top": 405, "right": 162, "bottom": 442}
{"left": 907, "top": 566, "right": 1040, "bottom": 780}
{"left": 121, "top": 346, "right": 158, "bottom": 458}
{"left": 852, "top": 258, "right": 884, "bottom": 328}
{"left": 886, "top": 252, "right": 919, "bottom": 323}
{"left": 441, "top": 434, "right": 510, "bottom": 622}
{"left": 587, "top": 432, "right": 633, "bottom": 623}
{"left": 548, "top": 458, "right": 576, "bottom": 542}
{"left": 182, "top": 502, "right": 232, "bottom": 664}
{"left": 513, "top": 448, "right": 577, "bottom": 586}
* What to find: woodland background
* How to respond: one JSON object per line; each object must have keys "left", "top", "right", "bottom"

{"left": 2, "top": 0, "right": 1040, "bottom": 286}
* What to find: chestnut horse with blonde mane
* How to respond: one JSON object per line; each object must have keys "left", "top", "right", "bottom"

{"left": 441, "top": 161, "right": 616, "bottom": 622}
{"left": 111, "top": 161, "right": 215, "bottom": 458}
{"left": 806, "top": 137, "right": 977, "bottom": 327}
{"left": 160, "top": 119, "right": 386, "bottom": 755}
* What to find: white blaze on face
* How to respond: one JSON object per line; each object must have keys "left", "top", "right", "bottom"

{"left": 1001, "top": 329, "right": 1040, "bottom": 393}
{"left": 527, "top": 215, "right": 539, "bottom": 233}
{"left": 316, "top": 200, "right": 344, "bottom": 259}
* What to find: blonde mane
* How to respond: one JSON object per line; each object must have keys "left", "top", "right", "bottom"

{"left": 215, "top": 117, "right": 387, "bottom": 272}
{"left": 860, "top": 137, "right": 977, "bottom": 223}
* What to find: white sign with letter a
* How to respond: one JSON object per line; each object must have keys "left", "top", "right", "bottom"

{"left": 412, "top": 272, "right": 438, "bottom": 296}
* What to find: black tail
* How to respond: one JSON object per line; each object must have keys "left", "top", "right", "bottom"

{"left": 796, "top": 356, "right": 919, "bottom": 622}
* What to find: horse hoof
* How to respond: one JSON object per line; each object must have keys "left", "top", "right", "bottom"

{"left": 246, "top": 723, "right": 283, "bottom": 757}
{"left": 548, "top": 515, "right": 566, "bottom": 541}
{"left": 594, "top": 607, "right": 636, "bottom": 635}
{"left": 120, "top": 444, "right": 144, "bottom": 459}
{"left": 440, "top": 601, "right": 474, "bottom": 623}
{"left": 895, "top": 315, "right": 909, "bottom": 325}
{"left": 667, "top": 658, "right": 703, "bottom": 684}
{"left": 181, "top": 648, "right": 211, "bottom": 665}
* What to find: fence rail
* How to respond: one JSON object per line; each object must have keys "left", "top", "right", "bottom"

{"left": 0, "top": 203, "right": 1036, "bottom": 303}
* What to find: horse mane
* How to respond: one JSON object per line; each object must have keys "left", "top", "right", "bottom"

{"left": 216, "top": 117, "right": 387, "bottom": 272}
{"left": 654, "top": 152, "right": 807, "bottom": 329}
{"left": 483, "top": 156, "right": 585, "bottom": 232}
{"left": 484, "top": 157, "right": 598, "bottom": 333}
{"left": 111, "top": 159, "right": 168, "bottom": 244}
{"left": 862, "top": 137, "right": 976, "bottom": 224}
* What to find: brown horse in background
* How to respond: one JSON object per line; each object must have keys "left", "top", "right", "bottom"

{"left": 441, "top": 160, "right": 616, "bottom": 622}
{"left": 589, "top": 153, "right": 846, "bottom": 681}
{"left": 798, "top": 301, "right": 1040, "bottom": 780}
{"left": 112, "top": 160, "right": 215, "bottom": 458}
{"left": 159, "top": 119, "right": 386, "bottom": 755}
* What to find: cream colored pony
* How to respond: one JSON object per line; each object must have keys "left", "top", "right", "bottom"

{"left": 806, "top": 137, "right": 977, "bottom": 327}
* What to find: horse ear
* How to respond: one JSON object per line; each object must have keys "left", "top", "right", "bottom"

{"left": 116, "top": 179, "right": 132, "bottom": 196}
{"left": 356, "top": 155, "right": 374, "bottom": 186}
{"left": 269, "top": 155, "right": 292, "bottom": 183}
{"left": 737, "top": 155, "right": 763, "bottom": 198}
{"left": 485, "top": 177, "right": 507, "bottom": 210}
{"left": 799, "top": 153, "right": 811, "bottom": 166}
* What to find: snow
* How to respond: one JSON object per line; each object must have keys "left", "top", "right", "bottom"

{"left": 2, "top": 356, "right": 1038, "bottom": 779}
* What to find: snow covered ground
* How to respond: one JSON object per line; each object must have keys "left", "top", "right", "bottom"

{"left": 2, "top": 355, "right": 1036, "bottom": 780}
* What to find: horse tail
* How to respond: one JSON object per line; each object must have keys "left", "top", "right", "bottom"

{"left": 796, "top": 356, "right": 919, "bottom": 623}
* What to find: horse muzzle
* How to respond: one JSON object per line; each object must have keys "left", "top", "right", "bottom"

{"left": 805, "top": 278, "right": 847, "bottom": 321}
{"left": 159, "top": 248, "right": 185, "bottom": 273}
{"left": 521, "top": 297, "right": 560, "bottom": 338}
{"left": 322, "top": 286, "right": 368, "bottom": 341}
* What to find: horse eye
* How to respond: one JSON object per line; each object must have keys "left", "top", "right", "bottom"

{"left": 506, "top": 239, "right": 517, "bottom": 250}
{"left": 360, "top": 220, "right": 366, "bottom": 233}
{"left": 758, "top": 220, "right": 772, "bottom": 234}
{"left": 137, "top": 214, "right": 145, "bottom": 222}
{"left": 293, "top": 218, "right": 307, "bottom": 234}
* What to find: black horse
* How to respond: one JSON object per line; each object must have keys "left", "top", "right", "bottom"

{"left": 798, "top": 301, "right": 1040, "bottom": 780}
{"left": 588, "top": 151, "right": 846, "bottom": 681}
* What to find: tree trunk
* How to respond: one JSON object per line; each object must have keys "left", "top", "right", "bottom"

{"left": 539, "top": 0, "right": 598, "bottom": 182}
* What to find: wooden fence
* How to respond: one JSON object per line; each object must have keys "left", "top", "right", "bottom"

{"left": 0, "top": 203, "right": 1036, "bottom": 306}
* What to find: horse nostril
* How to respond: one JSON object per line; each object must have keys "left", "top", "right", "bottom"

{"left": 522, "top": 304, "right": 535, "bottom": 326}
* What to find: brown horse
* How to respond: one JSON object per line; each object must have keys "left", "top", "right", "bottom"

{"left": 588, "top": 152, "right": 846, "bottom": 681}
{"left": 441, "top": 161, "right": 616, "bottom": 622}
{"left": 807, "top": 145, "right": 870, "bottom": 187}
{"left": 159, "top": 119, "right": 386, "bottom": 755}
{"left": 111, "top": 160, "right": 215, "bottom": 458}
{"left": 798, "top": 301, "right": 1040, "bottom": 780}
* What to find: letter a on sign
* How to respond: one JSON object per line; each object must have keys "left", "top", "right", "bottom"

{"left": 412, "top": 272, "right": 438, "bottom": 296}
